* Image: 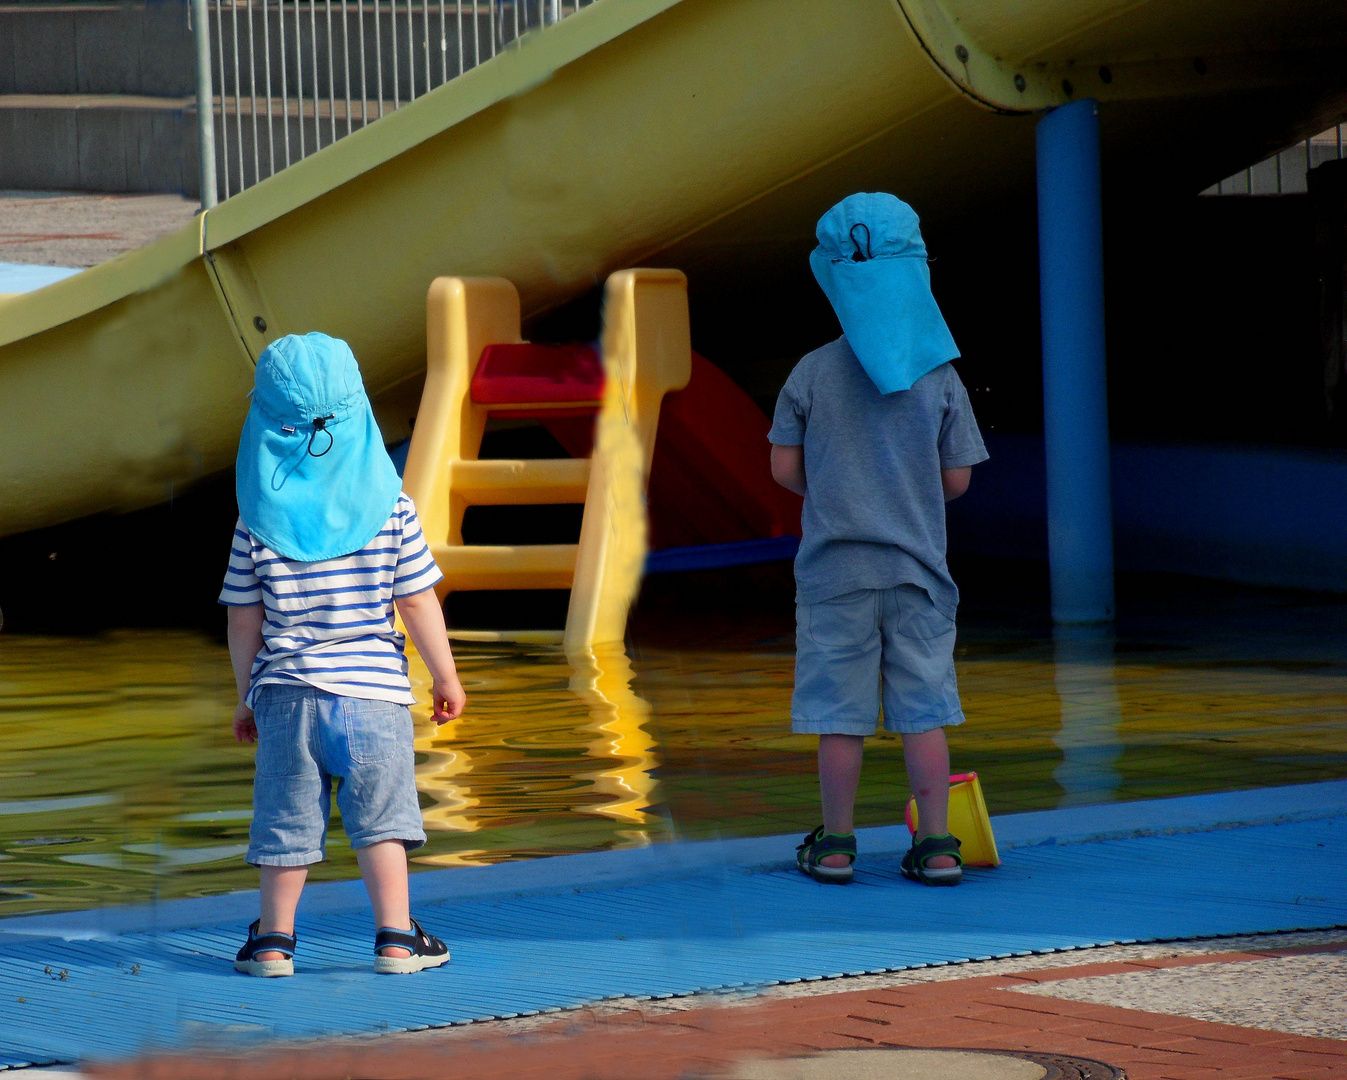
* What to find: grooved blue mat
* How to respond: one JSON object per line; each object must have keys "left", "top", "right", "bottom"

{"left": 1, "top": 814, "right": 1344, "bottom": 1068}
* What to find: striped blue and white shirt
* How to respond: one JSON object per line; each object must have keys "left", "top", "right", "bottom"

{"left": 219, "top": 493, "right": 444, "bottom": 706}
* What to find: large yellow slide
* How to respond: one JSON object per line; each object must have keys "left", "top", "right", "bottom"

{"left": 1, "top": 0, "right": 1345, "bottom": 538}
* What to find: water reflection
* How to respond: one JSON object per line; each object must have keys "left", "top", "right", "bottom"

{"left": 568, "top": 643, "right": 661, "bottom": 831}
{"left": 409, "top": 640, "right": 663, "bottom": 865}
{"left": 1, "top": 612, "right": 1346, "bottom": 916}
{"left": 408, "top": 645, "right": 479, "bottom": 840}
{"left": 1051, "top": 625, "right": 1124, "bottom": 807}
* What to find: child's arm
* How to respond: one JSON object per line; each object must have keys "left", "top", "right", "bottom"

{"left": 227, "top": 603, "right": 265, "bottom": 743}
{"left": 395, "top": 590, "right": 467, "bottom": 724}
{"left": 770, "top": 444, "right": 806, "bottom": 496}
{"left": 941, "top": 466, "right": 972, "bottom": 501}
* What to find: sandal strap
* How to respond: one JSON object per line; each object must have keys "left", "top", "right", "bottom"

{"left": 798, "top": 826, "right": 856, "bottom": 865}
{"left": 374, "top": 927, "right": 419, "bottom": 953}
{"left": 242, "top": 919, "right": 296, "bottom": 959}
{"left": 814, "top": 832, "right": 856, "bottom": 858}
{"left": 797, "top": 825, "right": 825, "bottom": 852}
{"left": 374, "top": 917, "right": 441, "bottom": 955}
{"left": 409, "top": 916, "right": 446, "bottom": 953}
{"left": 911, "top": 833, "right": 963, "bottom": 868}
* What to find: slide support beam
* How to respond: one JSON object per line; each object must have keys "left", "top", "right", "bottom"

{"left": 1037, "top": 98, "right": 1115, "bottom": 624}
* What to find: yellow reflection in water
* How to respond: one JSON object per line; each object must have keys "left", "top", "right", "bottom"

{"left": 1, "top": 622, "right": 1345, "bottom": 916}
{"left": 407, "top": 640, "right": 663, "bottom": 866}
{"left": 569, "top": 642, "right": 661, "bottom": 827}
{"left": 407, "top": 645, "right": 477, "bottom": 837}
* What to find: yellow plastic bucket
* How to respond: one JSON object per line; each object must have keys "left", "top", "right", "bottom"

{"left": 904, "top": 771, "right": 1000, "bottom": 867}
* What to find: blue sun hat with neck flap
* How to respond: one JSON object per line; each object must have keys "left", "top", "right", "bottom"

{"left": 809, "top": 192, "right": 959, "bottom": 394}
{"left": 236, "top": 332, "right": 402, "bottom": 562}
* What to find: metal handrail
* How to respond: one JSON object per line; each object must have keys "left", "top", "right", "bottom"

{"left": 194, "top": 0, "right": 598, "bottom": 206}
{"left": 1203, "top": 124, "right": 1346, "bottom": 197}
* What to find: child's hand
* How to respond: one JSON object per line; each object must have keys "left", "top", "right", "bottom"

{"left": 233, "top": 701, "right": 258, "bottom": 744}
{"left": 431, "top": 675, "right": 466, "bottom": 724}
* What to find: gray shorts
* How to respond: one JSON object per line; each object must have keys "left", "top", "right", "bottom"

{"left": 247, "top": 683, "right": 426, "bottom": 867}
{"left": 792, "top": 584, "right": 965, "bottom": 736}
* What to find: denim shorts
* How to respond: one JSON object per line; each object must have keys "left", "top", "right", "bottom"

{"left": 247, "top": 683, "right": 426, "bottom": 867}
{"left": 792, "top": 584, "right": 965, "bottom": 736}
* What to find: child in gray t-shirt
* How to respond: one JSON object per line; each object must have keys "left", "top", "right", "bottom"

{"left": 769, "top": 193, "right": 988, "bottom": 887}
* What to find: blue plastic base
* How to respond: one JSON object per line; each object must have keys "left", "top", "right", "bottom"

{"left": 644, "top": 535, "right": 799, "bottom": 574}
{"left": 1, "top": 785, "right": 1343, "bottom": 1068}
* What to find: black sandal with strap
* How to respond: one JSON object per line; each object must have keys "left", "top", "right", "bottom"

{"left": 796, "top": 825, "right": 857, "bottom": 884}
{"left": 234, "top": 919, "right": 296, "bottom": 977}
{"left": 372, "top": 916, "right": 451, "bottom": 974}
{"left": 901, "top": 833, "right": 963, "bottom": 886}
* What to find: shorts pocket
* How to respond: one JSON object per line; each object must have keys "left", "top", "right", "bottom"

{"left": 803, "top": 590, "right": 878, "bottom": 648}
{"left": 254, "top": 708, "right": 303, "bottom": 779}
{"left": 893, "top": 583, "right": 955, "bottom": 641}
{"left": 344, "top": 698, "right": 411, "bottom": 765}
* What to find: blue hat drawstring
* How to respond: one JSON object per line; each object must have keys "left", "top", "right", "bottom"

{"left": 849, "top": 222, "right": 872, "bottom": 262}
{"left": 307, "top": 415, "right": 335, "bottom": 458}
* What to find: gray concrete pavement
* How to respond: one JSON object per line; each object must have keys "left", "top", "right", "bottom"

{"left": 1014, "top": 947, "right": 1347, "bottom": 1041}
{"left": 0, "top": 189, "right": 198, "bottom": 267}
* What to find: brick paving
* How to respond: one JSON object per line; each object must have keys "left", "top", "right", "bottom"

{"left": 85, "top": 940, "right": 1347, "bottom": 1080}
{"left": 1014, "top": 948, "right": 1347, "bottom": 1041}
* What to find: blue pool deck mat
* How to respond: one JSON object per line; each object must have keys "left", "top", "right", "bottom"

{"left": 1, "top": 781, "right": 1344, "bottom": 1069}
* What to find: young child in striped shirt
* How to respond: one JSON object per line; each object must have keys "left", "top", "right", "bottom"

{"left": 220, "top": 332, "right": 466, "bottom": 977}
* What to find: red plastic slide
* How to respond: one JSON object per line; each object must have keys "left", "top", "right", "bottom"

{"left": 646, "top": 352, "right": 802, "bottom": 549}
{"left": 538, "top": 351, "right": 800, "bottom": 551}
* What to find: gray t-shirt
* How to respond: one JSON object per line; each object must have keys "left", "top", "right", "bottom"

{"left": 768, "top": 336, "right": 988, "bottom": 614}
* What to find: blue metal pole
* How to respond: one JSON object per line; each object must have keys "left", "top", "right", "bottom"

{"left": 1037, "top": 98, "right": 1115, "bottom": 624}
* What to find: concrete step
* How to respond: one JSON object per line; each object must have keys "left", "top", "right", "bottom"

{"left": 0, "top": 1, "right": 195, "bottom": 97}
{"left": 0, "top": 91, "right": 390, "bottom": 196}
{"left": 0, "top": 93, "right": 199, "bottom": 194}
{"left": 0, "top": 0, "right": 508, "bottom": 195}
{"left": 0, "top": 0, "right": 501, "bottom": 99}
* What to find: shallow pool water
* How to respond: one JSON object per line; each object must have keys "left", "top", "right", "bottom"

{"left": 2, "top": 581, "right": 1346, "bottom": 917}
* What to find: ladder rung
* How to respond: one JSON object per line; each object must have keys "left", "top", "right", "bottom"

{"left": 431, "top": 543, "right": 578, "bottom": 591}
{"left": 451, "top": 459, "right": 590, "bottom": 504}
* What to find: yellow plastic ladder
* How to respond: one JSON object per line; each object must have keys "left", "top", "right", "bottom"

{"left": 401, "top": 269, "right": 691, "bottom": 654}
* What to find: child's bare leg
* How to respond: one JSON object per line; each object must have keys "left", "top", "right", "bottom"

{"left": 818, "top": 734, "right": 864, "bottom": 867}
{"left": 901, "top": 727, "right": 956, "bottom": 869}
{"left": 257, "top": 864, "right": 308, "bottom": 960}
{"left": 357, "top": 839, "right": 413, "bottom": 958}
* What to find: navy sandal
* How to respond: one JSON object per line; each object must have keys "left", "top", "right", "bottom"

{"left": 234, "top": 919, "right": 296, "bottom": 977}
{"left": 796, "top": 825, "right": 857, "bottom": 884}
{"left": 373, "top": 916, "right": 450, "bottom": 974}
{"left": 901, "top": 833, "right": 963, "bottom": 886}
